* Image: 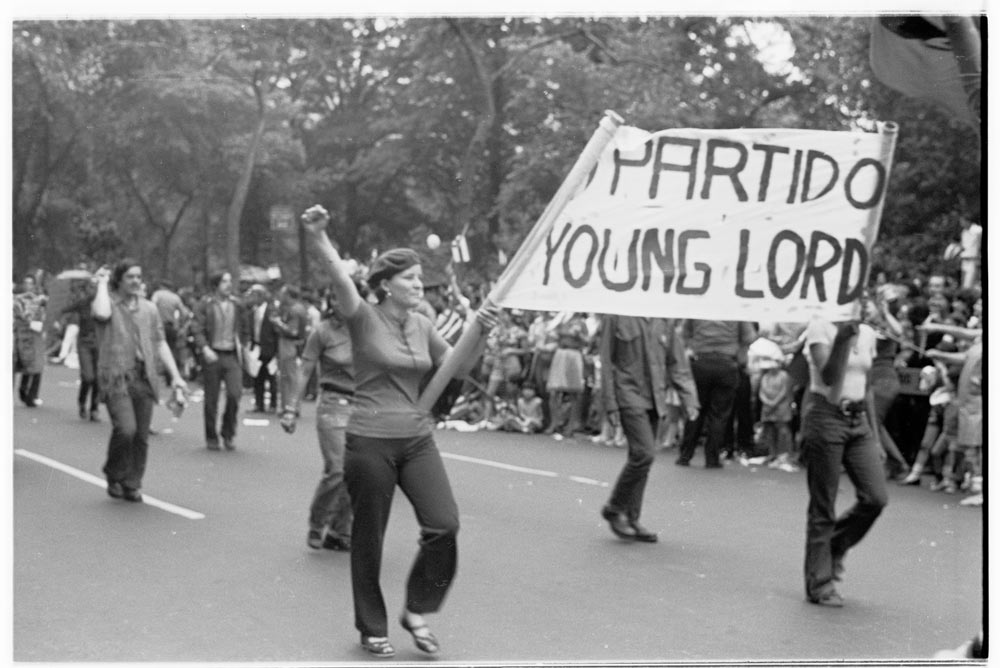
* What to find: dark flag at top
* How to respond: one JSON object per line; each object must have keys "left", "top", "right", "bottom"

{"left": 869, "top": 15, "right": 981, "bottom": 129}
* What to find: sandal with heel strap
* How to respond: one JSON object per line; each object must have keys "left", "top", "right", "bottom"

{"left": 399, "top": 613, "right": 440, "bottom": 654}
{"left": 360, "top": 635, "right": 395, "bottom": 658}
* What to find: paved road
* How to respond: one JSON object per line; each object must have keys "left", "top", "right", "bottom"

{"left": 12, "top": 364, "right": 985, "bottom": 662}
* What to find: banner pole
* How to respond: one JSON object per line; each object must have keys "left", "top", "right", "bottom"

{"left": 866, "top": 122, "right": 899, "bottom": 255}
{"left": 851, "top": 120, "right": 898, "bottom": 320}
{"left": 416, "top": 110, "right": 625, "bottom": 414}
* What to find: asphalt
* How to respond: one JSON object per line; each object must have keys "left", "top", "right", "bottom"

{"left": 10, "top": 364, "right": 987, "bottom": 664}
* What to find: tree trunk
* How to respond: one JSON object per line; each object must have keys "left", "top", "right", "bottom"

{"left": 225, "top": 111, "right": 266, "bottom": 285}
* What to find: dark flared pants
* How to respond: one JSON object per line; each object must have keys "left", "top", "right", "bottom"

{"left": 103, "top": 368, "right": 156, "bottom": 490}
{"left": 345, "top": 432, "right": 459, "bottom": 637}
{"left": 606, "top": 407, "right": 658, "bottom": 522}
{"left": 201, "top": 350, "right": 242, "bottom": 442}
{"left": 802, "top": 393, "right": 888, "bottom": 599}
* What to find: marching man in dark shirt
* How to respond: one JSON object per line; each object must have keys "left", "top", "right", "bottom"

{"left": 599, "top": 315, "right": 699, "bottom": 542}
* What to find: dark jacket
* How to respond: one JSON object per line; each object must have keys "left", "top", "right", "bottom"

{"left": 190, "top": 294, "right": 248, "bottom": 357}
{"left": 599, "top": 315, "right": 699, "bottom": 418}
{"left": 246, "top": 300, "right": 279, "bottom": 359}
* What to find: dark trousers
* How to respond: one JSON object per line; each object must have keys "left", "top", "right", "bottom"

{"left": 77, "top": 344, "right": 99, "bottom": 412}
{"left": 345, "top": 432, "right": 459, "bottom": 637}
{"left": 18, "top": 373, "right": 41, "bottom": 404}
{"left": 678, "top": 355, "right": 740, "bottom": 466}
{"left": 802, "top": 393, "right": 888, "bottom": 598}
{"left": 103, "top": 368, "right": 156, "bottom": 490}
{"left": 724, "top": 366, "right": 755, "bottom": 456}
{"left": 253, "top": 354, "right": 278, "bottom": 410}
{"left": 202, "top": 350, "right": 242, "bottom": 442}
{"left": 606, "top": 407, "right": 658, "bottom": 522}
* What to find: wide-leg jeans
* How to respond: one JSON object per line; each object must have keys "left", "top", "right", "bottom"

{"left": 103, "top": 367, "right": 156, "bottom": 490}
{"left": 802, "top": 393, "right": 888, "bottom": 598}
{"left": 309, "top": 390, "right": 353, "bottom": 538}
{"left": 345, "top": 432, "right": 459, "bottom": 638}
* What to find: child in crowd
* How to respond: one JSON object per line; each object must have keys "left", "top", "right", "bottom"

{"left": 900, "top": 361, "right": 954, "bottom": 486}
{"left": 758, "top": 357, "right": 797, "bottom": 472}
{"left": 656, "top": 386, "right": 685, "bottom": 450}
{"left": 497, "top": 384, "right": 545, "bottom": 434}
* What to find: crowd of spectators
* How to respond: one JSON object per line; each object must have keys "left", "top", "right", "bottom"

{"left": 20, "top": 238, "right": 983, "bottom": 510}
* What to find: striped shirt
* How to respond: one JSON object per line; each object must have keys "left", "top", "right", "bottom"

{"left": 435, "top": 307, "right": 465, "bottom": 346}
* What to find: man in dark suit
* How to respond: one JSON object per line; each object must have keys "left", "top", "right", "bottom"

{"left": 191, "top": 271, "right": 248, "bottom": 451}
{"left": 599, "top": 316, "right": 699, "bottom": 542}
{"left": 247, "top": 284, "right": 279, "bottom": 413}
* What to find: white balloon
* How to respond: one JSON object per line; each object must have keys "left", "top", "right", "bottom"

{"left": 426, "top": 234, "right": 441, "bottom": 250}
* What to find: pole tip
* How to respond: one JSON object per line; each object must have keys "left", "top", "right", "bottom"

{"left": 603, "top": 110, "right": 625, "bottom": 126}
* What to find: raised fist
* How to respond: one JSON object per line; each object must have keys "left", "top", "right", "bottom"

{"left": 300, "top": 205, "right": 330, "bottom": 233}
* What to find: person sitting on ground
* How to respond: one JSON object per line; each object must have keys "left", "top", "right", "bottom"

{"left": 497, "top": 383, "right": 544, "bottom": 434}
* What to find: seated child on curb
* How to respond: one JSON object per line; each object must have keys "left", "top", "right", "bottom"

{"left": 498, "top": 384, "right": 545, "bottom": 434}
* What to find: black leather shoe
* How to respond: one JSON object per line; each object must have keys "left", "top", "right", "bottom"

{"left": 79, "top": 406, "right": 88, "bottom": 420}
{"left": 601, "top": 507, "right": 637, "bottom": 540}
{"left": 630, "top": 521, "right": 659, "bottom": 543}
{"left": 107, "top": 481, "right": 124, "bottom": 499}
{"left": 675, "top": 458, "right": 690, "bottom": 467}
{"left": 223, "top": 438, "right": 236, "bottom": 451}
{"left": 121, "top": 487, "right": 143, "bottom": 503}
{"left": 206, "top": 439, "right": 221, "bottom": 451}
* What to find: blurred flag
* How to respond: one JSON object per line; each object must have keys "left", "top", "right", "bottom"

{"left": 869, "top": 15, "right": 981, "bottom": 128}
{"left": 451, "top": 235, "right": 470, "bottom": 264}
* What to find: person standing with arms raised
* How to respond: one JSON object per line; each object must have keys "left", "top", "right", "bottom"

{"left": 299, "top": 204, "right": 499, "bottom": 659}
{"left": 91, "top": 261, "right": 188, "bottom": 502}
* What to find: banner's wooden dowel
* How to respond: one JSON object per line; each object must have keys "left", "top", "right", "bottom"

{"left": 416, "top": 110, "right": 625, "bottom": 414}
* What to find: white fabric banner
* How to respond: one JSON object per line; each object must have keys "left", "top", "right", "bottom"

{"left": 495, "top": 125, "right": 896, "bottom": 322}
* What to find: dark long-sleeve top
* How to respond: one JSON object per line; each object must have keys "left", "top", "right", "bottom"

{"left": 599, "top": 315, "right": 699, "bottom": 418}
{"left": 190, "top": 294, "right": 248, "bottom": 352}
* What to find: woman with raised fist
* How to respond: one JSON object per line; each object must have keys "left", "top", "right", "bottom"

{"left": 300, "top": 205, "right": 499, "bottom": 659}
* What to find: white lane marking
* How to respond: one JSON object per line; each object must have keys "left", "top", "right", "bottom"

{"left": 441, "top": 452, "right": 609, "bottom": 487}
{"left": 14, "top": 449, "right": 206, "bottom": 520}
{"left": 568, "top": 475, "right": 610, "bottom": 487}
{"left": 441, "top": 452, "right": 558, "bottom": 477}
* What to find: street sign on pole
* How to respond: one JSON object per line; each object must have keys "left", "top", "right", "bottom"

{"left": 269, "top": 205, "right": 295, "bottom": 232}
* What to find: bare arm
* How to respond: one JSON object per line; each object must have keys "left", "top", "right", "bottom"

{"left": 157, "top": 340, "right": 187, "bottom": 390}
{"left": 919, "top": 322, "right": 982, "bottom": 341}
{"left": 300, "top": 205, "right": 363, "bottom": 318}
{"left": 91, "top": 268, "right": 112, "bottom": 320}
{"left": 813, "top": 322, "right": 858, "bottom": 388}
